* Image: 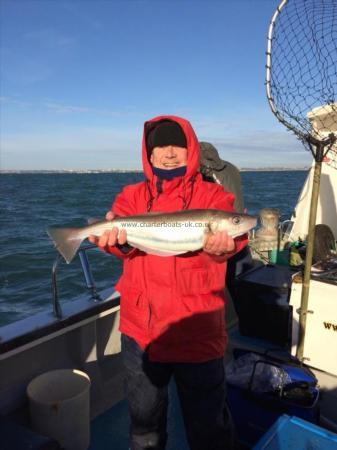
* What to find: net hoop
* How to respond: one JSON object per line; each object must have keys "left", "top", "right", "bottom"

{"left": 265, "top": 1, "right": 301, "bottom": 136}
{"left": 265, "top": 0, "right": 337, "bottom": 150}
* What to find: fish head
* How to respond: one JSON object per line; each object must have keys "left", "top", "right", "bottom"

{"left": 210, "top": 211, "right": 257, "bottom": 237}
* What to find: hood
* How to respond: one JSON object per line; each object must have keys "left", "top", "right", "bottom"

{"left": 142, "top": 115, "right": 200, "bottom": 180}
{"left": 199, "top": 142, "right": 227, "bottom": 171}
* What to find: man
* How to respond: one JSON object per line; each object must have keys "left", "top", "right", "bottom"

{"left": 199, "top": 141, "right": 244, "bottom": 213}
{"left": 89, "top": 116, "right": 247, "bottom": 450}
{"left": 199, "top": 141, "right": 254, "bottom": 305}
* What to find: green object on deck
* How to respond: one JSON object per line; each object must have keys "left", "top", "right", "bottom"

{"left": 268, "top": 249, "right": 289, "bottom": 265}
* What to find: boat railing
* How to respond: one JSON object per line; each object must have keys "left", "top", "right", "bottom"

{"left": 51, "top": 244, "right": 103, "bottom": 319}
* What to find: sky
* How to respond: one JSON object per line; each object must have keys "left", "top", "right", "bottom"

{"left": 0, "top": 0, "right": 313, "bottom": 170}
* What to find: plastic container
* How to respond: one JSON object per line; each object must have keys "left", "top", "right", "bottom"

{"left": 27, "top": 369, "right": 91, "bottom": 450}
{"left": 253, "top": 414, "right": 337, "bottom": 449}
{"left": 268, "top": 248, "right": 289, "bottom": 266}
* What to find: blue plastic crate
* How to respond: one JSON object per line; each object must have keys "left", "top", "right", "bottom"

{"left": 253, "top": 415, "right": 337, "bottom": 450}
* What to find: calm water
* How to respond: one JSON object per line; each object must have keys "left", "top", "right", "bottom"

{"left": 0, "top": 171, "right": 307, "bottom": 326}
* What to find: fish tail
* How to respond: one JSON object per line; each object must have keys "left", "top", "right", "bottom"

{"left": 47, "top": 227, "right": 83, "bottom": 264}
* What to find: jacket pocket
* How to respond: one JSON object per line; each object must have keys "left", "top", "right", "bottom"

{"left": 119, "top": 287, "right": 149, "bottom": 332}
{"left": 178, "top": 303, "right": 224, "bottom": 339}
{"left": 178, "top": 268, "right": 225, "bottom": 338}
{"left": 179, "top": 268, "right": 211, "bottom": 296}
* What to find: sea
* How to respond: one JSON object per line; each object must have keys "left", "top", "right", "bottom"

{"left": 0, "top": 170, "right": 307, "bottom": 327}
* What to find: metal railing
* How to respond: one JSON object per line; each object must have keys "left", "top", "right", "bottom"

{"left": 51, "top": 244, "right": 103, "bottom": 319}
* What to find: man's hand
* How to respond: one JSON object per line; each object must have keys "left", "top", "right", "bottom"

{"left": 88, "top": 211, "right": 127, "bottom": 248}
{"left": 203, "top": 230, "right": 235, "bottom": 256}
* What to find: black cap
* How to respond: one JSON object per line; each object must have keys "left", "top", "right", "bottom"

{"left": 146, "top": 120, "right": 187, "bottom": 154}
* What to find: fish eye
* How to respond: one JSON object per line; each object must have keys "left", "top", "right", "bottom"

{"left": 232, "top": 216, "right": 241, "bottom": 225}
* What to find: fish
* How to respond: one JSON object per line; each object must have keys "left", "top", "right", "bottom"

{"left": 47, "top": 209, "right": 257, "bottom": 264}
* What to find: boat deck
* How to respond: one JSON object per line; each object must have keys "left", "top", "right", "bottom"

{"left": 89, "top": 381, "right": 189, "bottom": 450}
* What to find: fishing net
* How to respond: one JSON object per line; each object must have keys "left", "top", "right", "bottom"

{"left": 265, "top": 0, "right": 337, "bottom": 361}
{"left": 266, "top": 0, "right": 337, "bottom": 157}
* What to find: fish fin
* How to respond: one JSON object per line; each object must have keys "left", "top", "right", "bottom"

{"left": 149, "top": 249, "right": 187, "bottom": 256}
{"left": 130, "top": 241, "right": 186, "bottom": 256}
{"left": 47, "top": 227, "right": 83, "bottom": 264}
{"left": 87, "top": 217, "right": 102, "bottom": 225}
{"left": 230, "top": 231, "right": 245, "bottom": 238}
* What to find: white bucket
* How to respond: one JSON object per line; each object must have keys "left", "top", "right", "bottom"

{"left": 27, "top": 369, "right": 91, "bottom": 450}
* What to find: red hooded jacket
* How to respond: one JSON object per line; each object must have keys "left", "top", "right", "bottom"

{"left": 105, "top": 116, "right": 247, "bottom": 362}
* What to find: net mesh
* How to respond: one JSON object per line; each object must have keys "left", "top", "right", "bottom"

{"left": 266, "top": 0, "right": 337, "bottom": 153}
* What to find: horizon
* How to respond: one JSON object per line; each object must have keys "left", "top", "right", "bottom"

{"left": 0, "top": 165, "right": 310, "bottom": 173}
{"left": 1, "top": 0, "right": 313, "bottom": 170}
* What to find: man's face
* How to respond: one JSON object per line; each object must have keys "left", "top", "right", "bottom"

{"left": 150, "top": 145, "right": 188, "bottom": 169}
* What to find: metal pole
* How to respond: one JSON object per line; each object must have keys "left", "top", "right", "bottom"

{"left": 296, "top": 146, "right": 323, "bottom": 361}
{"left": 78, "top": 248, "right": 102, "bottom": 301}
{"left": 52, "top": 253, "right": 63, "bottom": 319}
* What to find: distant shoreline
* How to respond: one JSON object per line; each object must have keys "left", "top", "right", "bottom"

{"left": 0, "top": 167, "right": 309, "bottom": 174}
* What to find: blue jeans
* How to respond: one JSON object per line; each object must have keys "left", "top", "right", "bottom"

{"left": 121, "top": 334, "right": 234, "bottom": 450}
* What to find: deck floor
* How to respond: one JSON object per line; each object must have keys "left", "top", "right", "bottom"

{"left": 89, "top": 380, "right": 189, "bottom": 450}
